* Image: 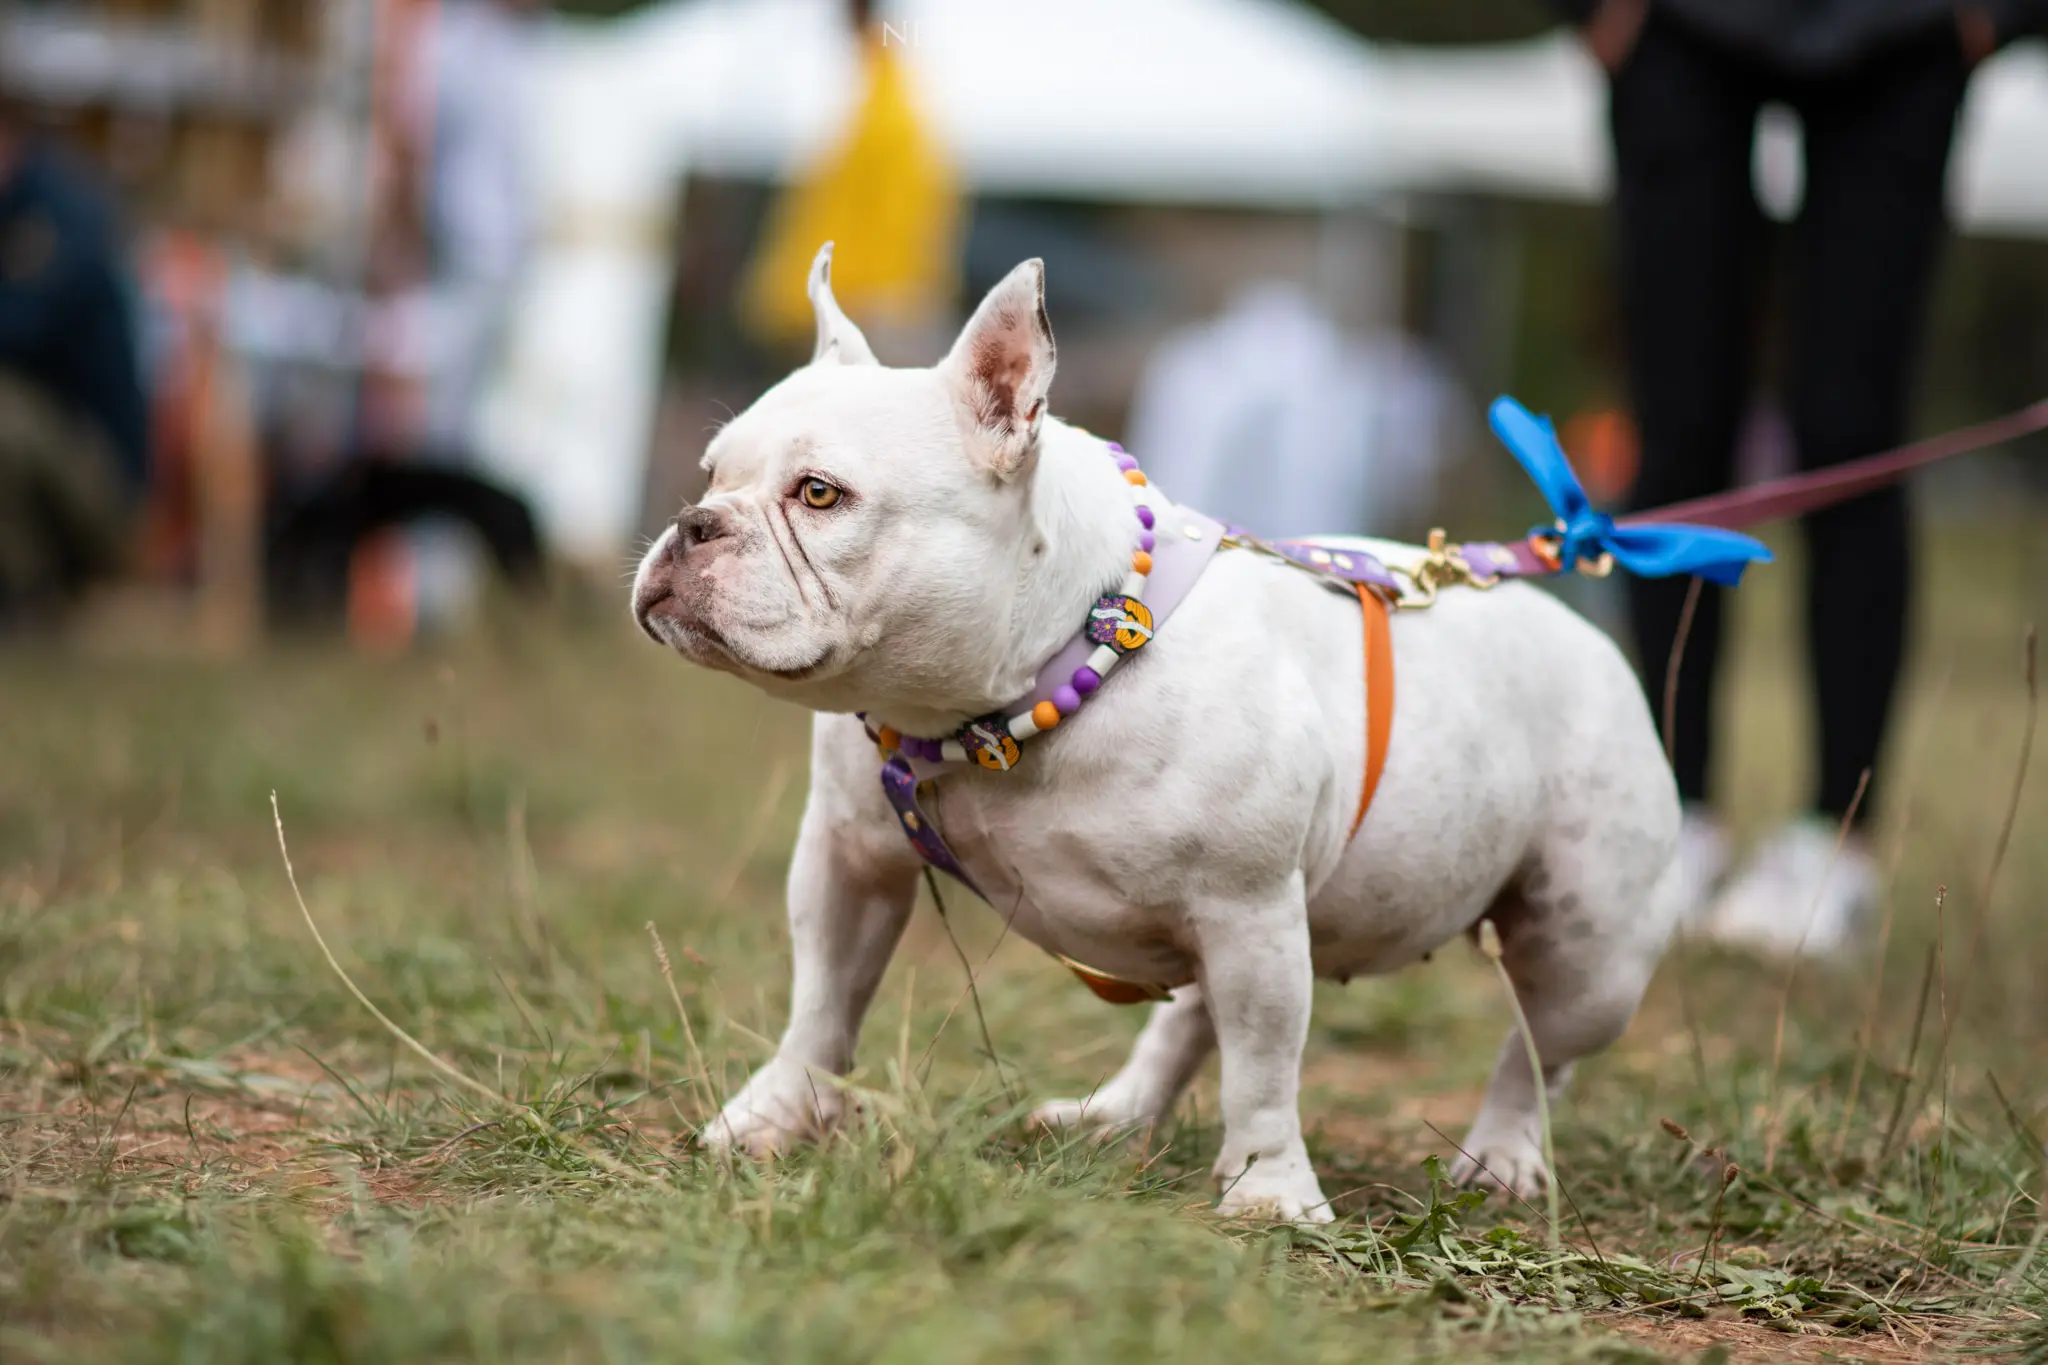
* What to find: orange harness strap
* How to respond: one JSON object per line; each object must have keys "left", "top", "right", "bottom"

{"left": 1350, "top": 584, "right": 1395, "bottom": 840}
{"left": 1062, "top": 584, "right": 1394, "bottom": 1006}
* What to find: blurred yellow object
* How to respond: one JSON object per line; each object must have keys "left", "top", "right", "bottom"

{"left": 741, "top": 32, "right": 962, "bottom": 349}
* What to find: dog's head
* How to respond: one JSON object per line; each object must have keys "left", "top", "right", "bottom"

{"left": 633, "top": 243, "right": 1065, "bottom": 720}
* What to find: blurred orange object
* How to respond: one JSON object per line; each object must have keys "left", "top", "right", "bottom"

{"left": 348, "top": 528, "right": 417, "bottom": 655}
{"left": 1561, "top": 407, "right": 1641, "bottom": 504}
{"left": 740, "top": 27, "right": 961, "bottom": 347}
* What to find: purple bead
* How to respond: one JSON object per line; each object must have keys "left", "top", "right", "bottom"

{"left": 1107, "top": 442, "right": 1124, "bottom": 453}
{"left": 1138, "top": 530, "right": 1155, "bottom": 552}
{"left": 1136, "top": 506, "right": 1155, "bottom": 530}
{"left": 917, "top": 737, "right": 944, "bottom": 762}
{"left": 1072, "top": 666, "right": 1101, "bottom": 695}
{"left": 1052, "top": 685, "right": 1082, "bottom": 715}
{"left": 1114, "top": 454, "right": 1139, "bottom": 472}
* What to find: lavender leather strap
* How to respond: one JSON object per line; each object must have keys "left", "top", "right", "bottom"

{"left": 1268, "top": 538, "right": 1404, "bottom": 596}
{"left": 1460, "top": 539, "right": 1556, "bottom": 579}
{"left": 880, "top": 756, "right": 985, "bottom": 896}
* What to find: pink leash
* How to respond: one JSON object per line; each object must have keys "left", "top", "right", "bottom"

{"left": 1622, "top": 398, "right": 2048, "bottom": 533}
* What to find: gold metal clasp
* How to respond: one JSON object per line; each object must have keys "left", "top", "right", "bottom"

{"left": 1390, "top": 528, "right": 1499, "bottom": 610}
{"left": 1529, "top": 521, "right": 1615, "bottom": 580}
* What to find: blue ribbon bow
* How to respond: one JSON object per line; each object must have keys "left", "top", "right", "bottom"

{"left": 1489, "top": 397, "right": 1773, "bottom": 586}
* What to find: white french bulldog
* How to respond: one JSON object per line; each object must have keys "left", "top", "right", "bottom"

{"left": 632, "top": 244, "right": 1681, "bottom": 1222}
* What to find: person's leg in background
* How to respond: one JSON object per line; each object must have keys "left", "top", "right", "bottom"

{"left": 1607, "top": 11, "right": 1768, "bottom": 922}
{"left": 1707, "top": 27, "right": 1968, "bottom": 954}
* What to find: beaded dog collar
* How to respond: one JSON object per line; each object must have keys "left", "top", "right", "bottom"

{"left": 861, "top": 440, "right": 1208, "bottom": 777}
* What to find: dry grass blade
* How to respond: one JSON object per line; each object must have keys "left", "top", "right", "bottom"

{"left": 1659, "top": 575, "right": 1715, "bottom": 1112}
{"left": 1764, "top": 767, "right": 1867, "bottom": 1173}
{"left": 1879, "top": 942, "right": 1941, "bottom": 1168}
{"left": 1659, "top": 575, "right": 1704, "bottom": 771}
{"left": 1951, "top": 624, "right": 2039, "bottom": 1005}
{"left": 646, "top": 921, "right": 719, "bottom": 1122}
{"left": 1838, "top": 663, "right": 1951, "bottom": 1158}
{"left": 921, "top": 868, "right": 1012, "bottom": 1099}
{"left": 1685, "top": 1161, "right": 1739, "bottom": 1293}
{"left": 270, "top": 791, "right": 503, "bottom": 1107}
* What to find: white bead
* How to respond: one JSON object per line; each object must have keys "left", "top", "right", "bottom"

{"left": 941, "top": 740, "right": 966, "bottom": 762}
{"left": 1119, "top": 572, "right": 1146, "bottom": 597}
{"left": 1009, "top": 712, "right": 1039, "bottom": 740}
{"left": 1183, "top": 523, "right": 1203, "bottom": 539}
{"left": 1086, "top": 643, "right": 1120, "bottom": 675}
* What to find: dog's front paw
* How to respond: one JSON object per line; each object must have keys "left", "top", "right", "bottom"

{"left": 1213, "top": 1147, "right": 1334, "bottom": 1225}
{"left": 1027, "top": 1096, "right": 1151, "bottom": 1138}
{"left": 699, "top": 1057, "right": 842, "bottom": 1158}
{"left": 1449, "top": 1122, "right": 1549, "bottom": 1200}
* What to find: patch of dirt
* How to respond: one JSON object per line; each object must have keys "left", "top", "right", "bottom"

{"left": 2, "top": 1049, "right": 462, "bottom": 1209}
{"left": 1592, "top": 1309, "right": 1980, "bottom": 1364}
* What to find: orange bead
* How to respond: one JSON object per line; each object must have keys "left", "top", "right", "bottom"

{"left": 1031, "top": 700, "right": 1060, "bottom": 731}
{"left": 1132, "top": 550, "right": 1153, "bottom": 575}
{"left": 1123, "top": 469, "right": 1147, "bottom": 486}
{"left": 876, "top": 725, "right": 901, "bottom": 751}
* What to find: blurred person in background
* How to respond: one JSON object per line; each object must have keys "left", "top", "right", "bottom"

{"left": 394, "top": 0, "right": 543, "bottom": 452}
{"left": 351, "top": 0, "right": 545, "bottom": 635}
{"left": 1560, "top": 0, "right": 2048, "bottom": 955}
{"left": 1127, "top": 280, "right": 1463, "bottom": 541}
{"left": 0, "top": 101, "right": 145, "bottom": 630}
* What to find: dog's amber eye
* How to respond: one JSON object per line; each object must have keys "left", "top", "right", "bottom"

{"left": 799, "top": 478, "right": 841, "bottom": 509}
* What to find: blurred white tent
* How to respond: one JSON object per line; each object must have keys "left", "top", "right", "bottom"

{"left": 479, "top": 0, "right": 1393, "bottom": 561}
{"left": 478, "top": 0, "right": 2048, "bottom": 561}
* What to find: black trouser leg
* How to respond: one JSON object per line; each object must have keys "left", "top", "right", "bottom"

{"left": 1787, "top": 33, "right": 1966, "bottom": 822}
{"left": 1609, "top": 17, "right": 1767, "bottom": 804}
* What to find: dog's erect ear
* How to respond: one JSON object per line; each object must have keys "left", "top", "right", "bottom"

{"left": 808, "top": 242, "right": 878, "bottom": 367}
{"left": 940, "top": 258, "right": 1056, "bottom": 481}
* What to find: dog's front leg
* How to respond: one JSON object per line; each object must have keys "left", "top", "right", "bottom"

{"left": 702, "top": 792, "right": 918, "bottom": 1157}
{"left": 1193, "top": 876, "right": 1332, "bottom": 1224}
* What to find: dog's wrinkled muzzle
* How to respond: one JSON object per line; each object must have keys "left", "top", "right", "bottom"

{"left": 633, "top": 527, "right": 690, "bottom": 643}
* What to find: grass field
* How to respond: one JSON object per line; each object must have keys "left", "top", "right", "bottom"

{"left": 1, "top": 516, "right": 2043, "bottom": 1363}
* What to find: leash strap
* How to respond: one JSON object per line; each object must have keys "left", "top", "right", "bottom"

{"left": 1463, "top": 396, "right": 2048, "bottom": 583}
{"left": 1622, "top": 398, "right": 2048, "bottom": 532}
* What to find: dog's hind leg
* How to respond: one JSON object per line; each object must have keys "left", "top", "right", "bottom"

{"left": 1450, "top": 814, "right": 1679, "bottom": 1199}
{"left": 1029, "top": 987, "right": 1215, "bottom": 1135}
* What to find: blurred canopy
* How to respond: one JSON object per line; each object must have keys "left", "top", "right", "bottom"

{"left": 555, "top": 0, "right": 1562, "bottom": 43}
{"left": 737, "top": 23, "right": 963, "bottom": 347}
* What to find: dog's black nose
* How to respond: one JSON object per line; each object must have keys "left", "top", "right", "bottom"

{"left": 672, "top": 505, "right": 731, "bottom": 558}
